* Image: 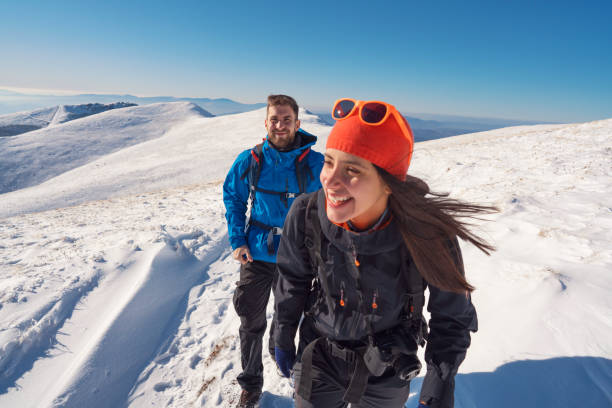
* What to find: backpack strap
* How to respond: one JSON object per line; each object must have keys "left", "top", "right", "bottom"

{"left": 296, "top": 337, "right": 323, "bottom": 401}
{"left": 240, "top": 143, "right": 264, "bottom": 206}
{"left": 399, "top": 247, "right": 428, "bottom": 347}
{"left": 295, "top": 147, "right": 313, "bottom": 194}
{"left": 303, "top": 192, "right": 320, "bottom": 263}
{"left": 303, "top": 193, "right": 336, "bottom": 313}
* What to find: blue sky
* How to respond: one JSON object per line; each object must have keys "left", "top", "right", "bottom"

{"left": 1, "top": 0, "right": 611, "bottom": 122}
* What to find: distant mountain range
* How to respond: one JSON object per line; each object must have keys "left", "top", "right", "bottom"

{"left": 312, "top": 112, "right": 550, "bottom": 142}
{"left": 0, "top": 89, "right": 266, "bottom": 117}
{"left": 0, "top": 89, "right": 553, "bottom": 140}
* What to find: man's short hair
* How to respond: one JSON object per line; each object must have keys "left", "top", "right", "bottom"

{"left": 267, "top": 94, "right": 299, "bottom": 118}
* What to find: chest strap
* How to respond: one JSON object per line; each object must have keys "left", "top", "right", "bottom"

{"left": 249, "top": 185, "right": 299, "bottom": 208}
{"left": 248, "top": 219, "right": 283, "bottom": 255}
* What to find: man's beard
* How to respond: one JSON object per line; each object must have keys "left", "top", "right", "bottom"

{"left": 269, "top": 131, "right": 299, "bottom": 151}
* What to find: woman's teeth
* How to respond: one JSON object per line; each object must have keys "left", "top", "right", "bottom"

{"left": 329, "top": 196, "right": 350, "bottom": 204}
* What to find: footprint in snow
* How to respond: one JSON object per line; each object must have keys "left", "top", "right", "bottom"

{"left": 213, "top": 303, "right": 228, "bottom": 324}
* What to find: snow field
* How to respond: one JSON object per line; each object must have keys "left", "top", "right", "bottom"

{"left": 0, "top": 105, "right": 610, "bottom": 407}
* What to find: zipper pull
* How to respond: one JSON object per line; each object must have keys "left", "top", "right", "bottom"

{"left": 372, "top": 289, "right": 378, "bottom": 310}
{"left": 352, "top": 246, "right": 360, "bottom": 267}
{"left": 340, "top": 281, "right": 346, "bottom": 307}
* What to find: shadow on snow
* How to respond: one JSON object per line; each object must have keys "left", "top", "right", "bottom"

{"left": 405, "top": 356, "right": 612, "bottom": 407}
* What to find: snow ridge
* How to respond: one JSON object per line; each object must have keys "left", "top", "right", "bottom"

{"left": 0, "top": 103, "right": 140, "bottom": 136}
{"left": 47, "top": 228, "right": 228, "bottom": 408}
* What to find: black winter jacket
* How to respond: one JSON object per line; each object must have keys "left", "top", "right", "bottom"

{"left": 274, "top": 190, "right": 477, "bottom": 407}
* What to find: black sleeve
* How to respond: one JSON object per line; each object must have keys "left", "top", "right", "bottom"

{"left": 419, "top": 238, "right": 478, "bottom": 407}
{"left": 273, "top": 194, "right": 316, "bottom": 352}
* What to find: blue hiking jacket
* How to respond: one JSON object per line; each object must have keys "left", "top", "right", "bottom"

{"left": 223, "top": 129, "right": 324, "bottom": 263}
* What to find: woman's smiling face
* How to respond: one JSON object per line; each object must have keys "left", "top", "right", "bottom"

{"left": 320, "top": 148, "right": 391, "bottom": 230}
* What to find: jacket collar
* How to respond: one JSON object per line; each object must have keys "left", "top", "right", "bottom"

{"left": 263, "top": 129, "right": 317, "bottom": 164}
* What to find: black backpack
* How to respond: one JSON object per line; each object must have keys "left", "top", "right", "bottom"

{"left": 302, "top": 192, "right": 428, "bottom": 347}
{"left": 297, "top": 193, "right": 428, "bottom": 403}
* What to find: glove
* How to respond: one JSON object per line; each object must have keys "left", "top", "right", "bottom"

{"left": 274, "top": 347, "right": 295, "bottom": 378}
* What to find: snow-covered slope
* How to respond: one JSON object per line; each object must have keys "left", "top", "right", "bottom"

{"left": 0, "top": 102, "right": 141, "bottom": 136}
{"left": 0, "top": 105, "right": 60, "bottom": 128}
{"left": 0, "top": 106, "right": 329, "bottom": 218}
{"left": 0, "top": 106, "right": 60, "bottom": 136}
{"left": 0, "top": 102, "right": 214, "bottom": 199}
{"left": 0, "top": 112, "right": 610, "bottom": 407}
{"left": 47, "top": 102, "right": 139, "bottom": 126}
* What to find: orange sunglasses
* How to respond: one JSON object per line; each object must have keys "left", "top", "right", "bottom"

{"left": 331, "top": 98, "right": 413, "bottom": 142}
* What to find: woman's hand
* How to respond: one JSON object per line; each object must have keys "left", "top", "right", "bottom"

{"left": 417, "top": 402, "right": 428, "bottom": 407}
{"left": 274, "top": 348, "right": 296, "bottom": 378}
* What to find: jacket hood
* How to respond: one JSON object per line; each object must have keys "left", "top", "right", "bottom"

{"left": 316, "top": 189, "right": 402, "bottom": 255}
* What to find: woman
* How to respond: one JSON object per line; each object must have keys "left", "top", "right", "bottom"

{"left": 273, "top": 99, "right": 495, "bottom": 408}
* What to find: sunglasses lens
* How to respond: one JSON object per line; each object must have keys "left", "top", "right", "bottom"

{"left": 333, "top": 99, "right": 356, "bottom": 119}
{"left": 361, "top": 102, "right": 387, "bottom": 124}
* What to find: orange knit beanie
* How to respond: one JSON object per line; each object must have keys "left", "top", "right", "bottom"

{"left": 326, "top": 108, "right": 414, "bottom": 180}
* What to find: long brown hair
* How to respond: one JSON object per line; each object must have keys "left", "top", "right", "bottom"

{"left": 376, "top": 167, "right": 497, "bottom": 293}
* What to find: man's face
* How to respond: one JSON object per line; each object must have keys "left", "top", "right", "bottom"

{"left": 265, "top": 104, "right": 300, "bottom": 149}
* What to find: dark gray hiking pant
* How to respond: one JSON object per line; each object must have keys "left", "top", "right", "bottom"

{"left": 233, "top": 260, "right": 277, "bottom": 392}
{"left": 292, "top": 339, "right": 411, "bottom": 408}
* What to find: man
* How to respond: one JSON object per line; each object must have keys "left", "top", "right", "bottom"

{"left": 223, "top": 95, "right": 324, "bottom": 407}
